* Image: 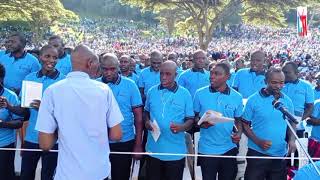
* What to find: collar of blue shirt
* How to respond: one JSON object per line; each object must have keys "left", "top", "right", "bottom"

{"left": 9, "top": 51, "right": 27, "bottom": 60}
{"left": 259, "top": 88, "right": 284, "bottom": 98}
{"left": 158, "top": 82, "right": 178, "bottom": 93}
{"left": 249, "top": 68, "right": 265, "bottom": 76}
{"left": 102, "top": 74, "right": 121, "bottom": 85}
{"left": 192, "top": 68, "right": 205, "bottom": 73}
{"left": 36, "top": 69, "right": 60, "bottom": 80}
{"left": 209, "top": 85, "right": 230, "bottom": 95}
{"left": 285, "top": 79, "right": 299, "bottom": 84}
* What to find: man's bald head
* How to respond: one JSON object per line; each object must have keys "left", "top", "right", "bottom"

{"left": 193, "top": 49, "right": 206, "bottom": 69}
{"left": 160, "top": 60, "right": 177, "bottom": 88}
{"left": 100, "top": 53, "right": 119, "bottom": 67}
{"left": 100, "top": 53, "right": 120, "bottom": 82}
{"left": 71, "top": 44, "right": 99, "bottom": 78}
{"left": 161, "top": 60, "right": 177, "bottom": 72}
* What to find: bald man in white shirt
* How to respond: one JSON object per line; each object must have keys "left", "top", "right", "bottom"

{"left": 36, "top": 45, "right": 123, "bottom": 180}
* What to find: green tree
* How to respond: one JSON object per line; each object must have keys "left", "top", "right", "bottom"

{"left": 121, "top": 0, "right": 318, "bottom": 50}
{"left": 0, "top": 0, "right": 78, "bottom": 43}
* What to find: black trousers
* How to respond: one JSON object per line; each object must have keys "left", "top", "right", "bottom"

{"left": 0, "top": 143, "right": 15, "bottom": 180}
{"left": 199, "top": 148, "right": 238, "bottom": 180}
{"left": 146, "top": 156, "right": 185, "bottom": 180}
{"left": 244, "top": 148, "right": 286, "bottom": 180}
{"left": 109, "top": 140, "right": 134, "bottom": 180}
{"left": 20, "top": 141, "right": 58, "bottom": 180}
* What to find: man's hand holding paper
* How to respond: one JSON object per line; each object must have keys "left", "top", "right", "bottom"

{"left": 148, "top": 119, "right": 161, "bottom": 142}
{"left": 197, "top": 110, "right": 234, "bottom": 127}
{"left": 21, "top": 81, "right": 43, "bottom": 108}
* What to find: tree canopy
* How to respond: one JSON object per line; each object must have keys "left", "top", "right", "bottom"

{"left": 121, "top": 0, "right": 319, "bottom": 50}
{"left": 0, "top": 0, "right": 78, "bottom": 42}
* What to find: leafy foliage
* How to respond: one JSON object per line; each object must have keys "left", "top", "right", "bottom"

{"left": 0, "top": 0, "right": 78, "bottom": 42}
{"left": 121, "top": 0, "right": 319, "bottom": 50}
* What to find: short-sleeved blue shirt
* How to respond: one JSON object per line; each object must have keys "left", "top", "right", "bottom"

{"left": 177, "top": 68, "right": 210, "bottom": 98}
{"left": 294, "top": 161, "right": 320, "bottom": 180}
{"left": 0, "top": 88, "right": 21, "bottom": 147}
{"left": 126, "top": 73, "right": 139, "bottom": 85}
{"left": 138, "top": 67, "right": 160, "bottom": 95}
{"left": 232, "top": 68, "right": 266, "bottom": 98}
{"left": 314, "top": 87, "right": 320, "bottom": 100}
{"left": 0, "top": 52, "right": 41, "bottom": 91}
{"left": 55, "top": 53, "right": 72, "bottom": 75}
{"left": 281, "top": 79, "right": 314, "bottom": 116}
{"left": 98, "top": 75, "right": 143, "bottom": 142}
{"left": 227, "top": 71, "right": 236, "bottom": 87}
{"left": 310, "top": 99, "right": 320, "bottom": 141}
{"left": 242, "top": 89, "right": 294, "bottom": 156}
{"left": 145, "top": 83, "right": 194, "bottom": 161}
{"left": 135, "top": 64, "right": 144, "bottom": 76}
{"left": 194, "top": 86, "right": 243, "bottom": 154}
{"left": 23, "top": 70, "right": 65, "bottom": 144}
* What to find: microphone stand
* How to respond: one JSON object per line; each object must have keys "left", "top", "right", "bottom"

{"left": 274, "top": 101, "right": 320, "bottom": 176}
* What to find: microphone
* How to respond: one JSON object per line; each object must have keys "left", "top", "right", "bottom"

{"left": 272, "top": 100, "right": 299, "bottom": 124}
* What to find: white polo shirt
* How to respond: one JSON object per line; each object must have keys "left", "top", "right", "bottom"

{"left": 36, "top": 71, "right": 123, "bottom": 180}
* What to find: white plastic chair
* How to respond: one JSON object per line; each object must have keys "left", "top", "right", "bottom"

{"left": 194, "top": 132, "right": 202, "bottom": 180}
{"left": 296, "top": 138, "right": 309, "bottom": 169}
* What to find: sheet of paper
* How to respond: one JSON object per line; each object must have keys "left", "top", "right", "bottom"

{"left": 130, "top": 160, "right": 140, "bottom": 180}
{"left": 198, "top": 110, "right": 234, "bottom": 126}
{"left": 150, "top": 119, "right": 161, "bottom": 142}
{"left": 21, "top": 81, "right": 43, "bottom": 108}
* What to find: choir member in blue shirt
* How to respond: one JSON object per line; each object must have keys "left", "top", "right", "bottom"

{"left": 138, "top": 50, "right": 163, "bottom": 102}
{"left": 144, "top": 61, "right": 194, "bottom": 180}
{"left": 178, "top": 50, "right": 210, "bottom": 98}
{"left": 306, "top": 99, "right": 320, "bottom": 158}
{"left": 48, "top": 35, "right": 72, "bottom": 75}
{"left": 282, "top": 61, "right": 314, "bottom": 137}
{"left": 4, "top": 45, "right": 65, "bottom": 180}
{"left": 194, "top": 62, "right": 243, "bottom": 180}
{"left": 0, "top": 33, "right": 41, "bottom": 95}
{"left": 242, "top": 67, "right": 296, "bottom": 180}
{"left": 98, "top": 53, "right": 143, "bottom": 180}
{"left": 119, "top": 55, "right": 139, "bottom": 85}
{"left": 0, "top": 63, "right": 24, "bottom": 180}
{"left": 232, "top": 50, "right": 266, "bottom": 98}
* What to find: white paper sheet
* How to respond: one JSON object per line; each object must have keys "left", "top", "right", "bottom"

{"left": 21, "top": 81, "right": 43, "bottom": 108}
{"left": 150, "top": 119, "right": 161, "bottom": 142}
{"left": 197, "top": 110, "right": 234, "bottom": 126}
